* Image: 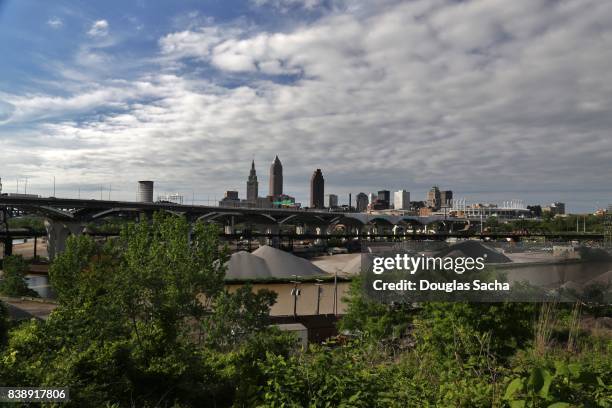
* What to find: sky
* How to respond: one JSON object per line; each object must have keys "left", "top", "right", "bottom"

{"left": 1, "top": 0, "right": 612, "bottom": 213}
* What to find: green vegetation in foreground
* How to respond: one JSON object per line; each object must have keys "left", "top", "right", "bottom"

{"left": 0, "top": 213, "right": 609, "bottom": 407}
{"left": 0, "top": 255, "right": 39, "bottom": 298}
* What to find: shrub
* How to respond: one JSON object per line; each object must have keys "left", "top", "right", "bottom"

{"left": 0, "top": 255, "right": 38, "bottom": 297}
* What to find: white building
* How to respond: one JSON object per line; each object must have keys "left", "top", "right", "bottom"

{"left": 393, "top": 190, "right": 410, "bottom": 210}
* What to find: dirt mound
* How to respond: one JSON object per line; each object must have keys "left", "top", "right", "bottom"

{"left": 226, "top": 246, "right": 327, "bottom": 280}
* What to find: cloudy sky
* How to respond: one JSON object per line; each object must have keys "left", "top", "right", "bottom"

{"left": 1, "top": 0, "right": 612, "bottom": 212}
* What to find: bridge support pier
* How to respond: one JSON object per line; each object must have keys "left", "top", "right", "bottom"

{"left": 45, "top": 220, "right": 85, "bottom": 261}
{"left": 266, "top": 225, "right": 280, "bottom": 248}
{"left": 2, "top": 237, "right": 12, "bottom": 258}
{"left": 224, "top": 217, "right": 236, "bottom": 235}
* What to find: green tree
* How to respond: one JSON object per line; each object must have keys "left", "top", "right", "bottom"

{"left": 339, "top": 275, "right": 415, "bottom": 340}
{"left": 201, "top": 283, "right": 277, "bottom": 350}
{"left": 0, "top": 255, "right": 38, "bottom": 297}
{"left": 0, "top": 301, "right": 8, "bottom": 348}
{"left": 1, "top": 213, "right": 282, "bottom": 407}
{"left": 416, "top": 302, "right": 537, "bottom": 359}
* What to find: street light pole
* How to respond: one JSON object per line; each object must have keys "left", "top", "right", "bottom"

{"left": 290, "top": 275, "right": 301, "bottom": 319}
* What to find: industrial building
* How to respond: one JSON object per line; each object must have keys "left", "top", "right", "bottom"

{"left": 138, "top": 181, "right": 154, "bottom": 203}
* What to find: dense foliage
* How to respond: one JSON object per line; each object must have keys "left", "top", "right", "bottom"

{"left": 0, "top": 255, "right": 39, "bottom": 297}
{"left": 0, "top": 214, "right": 291, "bottom": 407}
{"left": 6, "top": 216, "right": 45, "bottom": 232}
{"left": 485, "top": 213, "right": 605, "bottom": 233}
{"left": 0, "top": 301, "right": 8, "bottom": 348}
{"left": 0, "top": 214, "right": 610, "bottom": 407}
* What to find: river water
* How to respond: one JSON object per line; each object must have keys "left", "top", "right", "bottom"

{"left": 26, "top": 274, "right": 56, "bottom": 299}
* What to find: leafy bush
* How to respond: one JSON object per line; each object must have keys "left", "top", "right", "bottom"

{"left": 416, "top": 302, "right": 537, "bottom": 359}
{"left": 339, "top": 275, "right": 415, "bottom": 339}
{"left": 503, "top": 361, "right": 611, "bottom": 407}
{"left": 0, "top": 255, "right": 38, "bottom": 297}
{"left": 0, "top": 301, "right": 7, "bottom": 348}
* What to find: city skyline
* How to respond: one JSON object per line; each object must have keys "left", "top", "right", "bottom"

{"left": 2, "top": 0, "right": 612, "bottom": 212}
{"left": 2, "top": 160, "right": 611, "bottom": 214}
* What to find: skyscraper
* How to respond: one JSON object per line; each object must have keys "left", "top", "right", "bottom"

{"left": 427, "top": 186, "right": 441, "bottom": 210}
{"left": 247, "top": 160, "right": 258, "bottom": 202}
{"left": 440, "top": 190, "right": 453, "bottom": 208}
{"left": 310, "top": 168, "right": 324, "bottom": 209}
{"left": 269, "top": 156, "right": 283, "bottom": 197}
{"left": 394, "top": 190, "right": 410, "bottom": 210}
{"left": 377, "top": 190, "right": 390, "bottom": 209}
{"left": 356, "top": 192, "right": 368, "bottom": 212}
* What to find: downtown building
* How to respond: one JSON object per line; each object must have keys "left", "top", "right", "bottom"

{"left": 393, "top": 190, "right": 410, "bottom": 210}
{"left": 310, "top": 169, "right": 325, "bottom": 209}
{"left": 269, "top": 156, "right": 283, "bottom": 199}
{"left": 355, "top": 192, "right": 369, "bottom": 212}
{"left": 326, "top": 194, "right": 338, "bottom": 209}
{"left": 427, "top": 186, "right": 452, "bottom": 210}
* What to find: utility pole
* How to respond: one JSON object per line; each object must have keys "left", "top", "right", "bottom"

{"left": 290, "top": 275, "right": 301, "bottom": 319}
{"left": 333, "top": 269, "right": 338, "bottom": 316}
{"left": 576, "top": 216, "right": 579, "bottom": 233}
{"left": 314, "top": 279, "right": 323, "bottom": 315}
{"left": 53, "top": 176, "right": 56, "bottom": 197}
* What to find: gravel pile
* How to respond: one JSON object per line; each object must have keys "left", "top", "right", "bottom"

{"left": 226, "top": 245, "right": 327, "bottom": 280}
{"left": 435, "top": 240, "right": 511, "bottom": 263}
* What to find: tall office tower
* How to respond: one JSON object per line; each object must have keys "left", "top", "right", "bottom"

{"left": 327, "top": 194, "right": 338, "bottom": 208}
{"left": 427, "top": 186, "right": 441, "bottom": 210}
{"left": 356, "top": 192, "right": 369, "bottom": 212}
{"left": 551, "top": 202, "right": 566, "bottom": 215}
{"left": 310, "top": 168, "right": 325, "bottom": 209}
{"left": 377, "top": 190, "right": 391, "bottom": 209}
{"left": 440, "top": 190, "right": 453, "bottom": 208}
{"left": 394, "top": 190, "right": 411, "bottom": 210}
{"left": 246, "top": 160, "right": 258, "bottom": 202}
{"left": 269, "top": 156, "right": 283, "bottom": 197}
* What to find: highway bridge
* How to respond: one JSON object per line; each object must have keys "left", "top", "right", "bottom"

{"left": 1, "top": 195, "right": 469, "bottom": 260}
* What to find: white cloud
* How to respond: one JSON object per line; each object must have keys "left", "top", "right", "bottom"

{"left": 4, "top": 0, "right": 612, "bottom": 211}
{"left": 47, "top": 17, "right": 63, "bottom": 29}
{"left": 87, "top": 19, "right": 109, "bottom": 37}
